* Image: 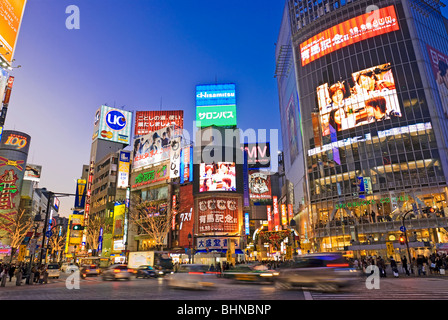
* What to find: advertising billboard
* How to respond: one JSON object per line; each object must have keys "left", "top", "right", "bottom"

{"left": 131, "top": 162, "right": 169, "bottom": 188}
{"left": 248, "top": 170, "right": 272, "bottom": 201}
{"left": 134, "top": 110, "right": 184, "bottom": 136}
{"left": 242, "top": 142, "right": 271, "bottom": 169}
{"left": 199, "top": 162, "right": 236, "bottom": 192}
{"left": 92, "top": 105, "right": 133, "bottom": 145}
{"left": 426, "top": 44, "right": 448, "bottom": 117}
{"left": 23, "top": 163, "right": 41, "bottom": 182}
{"left": 74, "top": 179, "right": 86, "bottom": 209}
{"left": 132, "top": 125, "right": 181, "bottom": 170}
{"left": 300, "top": 5, "right": 400, "bottom": 66}
{"left": 0, "top": 131, "right": 30, "bottom": 224}
{"left": 318, "top": 63, "right": 401, "bottom": 139}
{"left": 197, "top": 197, "right": 239, "bottom": 233}
{"left": 0, "top": 68, "right": 8, "bottom": 102}
{"left": 112, "top": 203, "right": 125, "bottom": 239}
{"left": 0, "top": 0, "right": 27, "bottom": 65}
{"left": 196, "top": 83, "right": 237, "bottom": 127}
{"left": 117, "top": 150, "right": 131, "bottom": 188}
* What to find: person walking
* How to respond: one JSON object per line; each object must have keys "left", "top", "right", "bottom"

{"left": 402, "top": 256, "right": 410, "bottom": 276}
{"left": 417, "top": 255, "right": 424, "bottom": 276}
{"left": 390, "top": 256, "right": 399, "bottom": 278}
{"left": 8, "top": 264, "right": 15, "bottom": 282}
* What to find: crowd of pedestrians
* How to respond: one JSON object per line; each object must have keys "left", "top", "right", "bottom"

{"left": 351, "top": 252, "right": 448, "bottom": 277}
{"left": 0, "top": 262, "right": 49, "bottom": 286}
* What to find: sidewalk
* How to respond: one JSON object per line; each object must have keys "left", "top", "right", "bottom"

{"left": 0, "top": 275, "right": 52, "bottom": 288}
{"left": 372, "top": 265, "right": 448, "bottom": 278}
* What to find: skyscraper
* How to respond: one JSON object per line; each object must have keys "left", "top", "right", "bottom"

{"left": 277, "top": 0, "right": 448, "bottom": 256}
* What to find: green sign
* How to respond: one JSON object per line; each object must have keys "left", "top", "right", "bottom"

{"left": 335, "top": 195, "right": 409, "bottom": 210}
{"left": 133, "top": 164, "right": 168, "bottom": 187}
{"left": 196, "top": 105, "right": 237, "bottom": 127}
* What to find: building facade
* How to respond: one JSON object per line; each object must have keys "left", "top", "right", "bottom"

{"left": 279, "top": 0, "right": 448, "bottom": 258}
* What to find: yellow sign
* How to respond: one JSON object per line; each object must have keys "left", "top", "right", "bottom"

{"left": 17, "top": 245, "right": 26, "bottom": 262}
{"left": 386, "top": 241, "right": 394, "bottom": 256}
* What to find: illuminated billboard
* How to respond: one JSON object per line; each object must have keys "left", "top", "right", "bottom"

{"left": 199, "top": 162, "right": 236, "bottom": 192}
{"left": 426, "top": 44, "right": 448, "bottom": 117}
{"left": 132, "top": 125, "right": 181, "bottom": 170}
{"left": 134, "top": 110, "right": 184, "bottom": 136}
{"left": 117, "top": 150, "right": 131, "bottom": 188}
{"left": 0, "top": 0, "right": 27, "bottom": 65}
{"left": 196, "top": 83, "right": 237, "bottom": 127}
{"left": 23, "top": 164, "right": 41, "bottom": 182}
{"left": 248, "top": 170, "right": 272, "bottom": 201}
{"left": 197, "top": 197, "right": 239, "bottom": 233}
{"left": 242, "top": 142, "right": 270, "bottom": 169}
{"left": 92, "top": 105, "right": 133, "bottom": 145}
{"left": 300, "top": 5, "right": 399, "bottom": 66}
{"left": 0, "top": 68, "right": 9, "bottom": 103}
{"left": 318, "top": 63, "right": 401, "bottom": 138}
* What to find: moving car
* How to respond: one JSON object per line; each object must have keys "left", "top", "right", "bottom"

{"left": 166, "top": 264, "right": 218, "bottom": 290}
{"left": 275, "top": 253, "right": 360, "bottom": 292}
{"left": 46, "top": 263, "right": 61, "bottom": 279}
{"left": 101, "top": 264, "right": 133, "bottom": 281}
{"left": 135, "top": 265, "right": 159, "bottom": 279}
{"left": 80, "top": 264, "right": 101, "bottom": 279}
{"left": 60, "top": 262, "right": 75, "bottom": 273}
{"left": 222, "top": 264, "right": 279, "bottom": 283}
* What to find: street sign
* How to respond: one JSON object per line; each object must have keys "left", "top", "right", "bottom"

{"left": 400, "top": 226, "right": 406, "bottom": 232}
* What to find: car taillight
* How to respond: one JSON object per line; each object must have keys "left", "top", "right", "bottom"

{"left": 114, "top": 269, "right": 121, "bottom": 273}
{"left": 326, "top": 263, "right": 349, "bottom": 267}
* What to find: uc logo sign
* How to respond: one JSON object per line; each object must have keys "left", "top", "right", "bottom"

{"left": 106, "top": 110, "right": 127, "bottom": 131}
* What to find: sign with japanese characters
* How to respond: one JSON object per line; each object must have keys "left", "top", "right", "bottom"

{"left": 300, "top": 5, "right": 399, "bottom": 66}
{"left": 134, "top": 110, "right": 183, "bottom": 136}
{"left": 196, "top": 83, "right": 237, "bottom": 127}
{"left": 196, "top": 237, "right": 240, "bottom": 251}
{"left": 132, "top": 163, "right": 169, "bottom": 188}
{"left": 197, "top": 197, "right": 240, "bottom": 234}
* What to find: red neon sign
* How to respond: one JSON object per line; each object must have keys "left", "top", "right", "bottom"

{"left": 300, "top": 5, "right": 400, "bottom": 66}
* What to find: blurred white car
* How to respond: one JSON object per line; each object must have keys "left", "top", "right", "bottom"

{"left": 60, "top": 262, "right": 75, "bottom": 273}
{"left": 46, "top": 263, "right": 61, "bottom": 279}
{"left": 167, "top": 264, "right": 217, "bottom": 290}
{"left": 101, "top": 264, "right": 133, "bottom": 281}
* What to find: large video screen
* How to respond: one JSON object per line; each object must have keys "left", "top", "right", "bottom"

{"left": 318, "top": 63, "right": 401, "bottom": 137}
{"left": 300, "top": 5, "right": 399, "bottom": 66}
{"left": 199, "top": 162, "right": 236, "bottom": 192}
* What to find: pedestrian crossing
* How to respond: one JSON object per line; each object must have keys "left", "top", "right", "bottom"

{"left": 306, "top": 277, "right": 448, "bottom": 300}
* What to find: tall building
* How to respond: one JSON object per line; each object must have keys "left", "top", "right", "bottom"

{"left": 278, "top": 0, "right": 448, "bottom": 257}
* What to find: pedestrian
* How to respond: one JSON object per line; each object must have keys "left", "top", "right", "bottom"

{"left": 8, "top": 264, "right": 15, "bottom": 282}
{"left": 378, "top": 256, "right": 386, "bottom": 277}
{"left": 402, "top": 256, "right": 410, "bottom": 276}
{"left": 417, "top": 255, "right": 424, "bottom": 276}
{"left": 390, "top": 256, "right": 399, "bottom": 277}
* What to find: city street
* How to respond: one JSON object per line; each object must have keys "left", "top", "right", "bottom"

{"left": 1, "top": 272, "right": 448, "bottom": 301}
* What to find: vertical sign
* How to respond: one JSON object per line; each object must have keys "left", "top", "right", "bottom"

{"left": 267, "top": 206, "right": 272, "bottom": 231}
{"left": 281, "top": 204, "right": 287, "bottom": 226}
{"left": 288, "top": 204, "right": 294, "bottom": 221}
{"left": 170, "top": 137, "right": 181, "bottom": 179}
{"left": 244, "top": 212, "right": 250, "bottom": 235}
{"left": 171, "top": 195, "right": 177, "bottom": 231}
{"left": 118, "top": 150, "right": 131, "bottom": 188}
{"left": 273, "top": 196, "right": 280, "bottom": 230}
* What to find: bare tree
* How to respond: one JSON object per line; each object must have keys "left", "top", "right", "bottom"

{"left": 47, "top": 227, "right": 67, "bottom": 263}
{"left": 0, "top": 210, "right": 33, "bottom": 261}
{"left": 85, "top": 214, "right": 109, "bottom": 256}
{"left": 128, "top": 196, "right": 173, "bottom": 251}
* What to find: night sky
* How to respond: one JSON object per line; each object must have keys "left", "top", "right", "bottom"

{"left": 5, "top": 0, "right": 285, "bottom": 216}
{"left": 4, "top": 1, "right": 448, "bottom": 217}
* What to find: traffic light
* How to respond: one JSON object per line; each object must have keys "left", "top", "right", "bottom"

{"left": 399, "top": 234, "right": 406, "bottom": 245}
{"left": 73, "top": 224, "right": 84, "bottom": 231}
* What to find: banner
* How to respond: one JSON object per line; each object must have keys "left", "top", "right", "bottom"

{"left": 134, "top": 110, "right": 183, "bottom": 136}
{"left": 426, "top": 44, "right": 448, "bottom": 118}
{"left": 169, "top": 137, "right": 181, "bottom": 179}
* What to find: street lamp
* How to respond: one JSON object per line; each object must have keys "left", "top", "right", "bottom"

{"left": 289, "top": 219, "right": 297, "bottom": 259}
{"left": 38, "top": 190, "right": 76, "bottom": 265}
{"left": 26, "top": 214, "right": 42, "bottom": 284}
{"left": 188, "top": 233, "right": 192, "bottom": 264}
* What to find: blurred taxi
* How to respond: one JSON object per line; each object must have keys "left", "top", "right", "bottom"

{"left": 222, "top": 264, "right": 279, "bottom": 283}
{"left": 275, "top": 253, "right": 360, "bottom": 292}
{"left": 166, "top": 264, "right": 219, "bottom": 290}
{"left": 80, "top": 264, "right": 101, "bottom": 279}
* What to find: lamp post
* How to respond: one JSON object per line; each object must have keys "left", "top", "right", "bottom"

{"left": 289, "top": 219, "right": 297, "bottom": 259}
{"left": 401, "top": 210, "right": 413, "bottom": 271}
{"left": 188, "top": 233, "right": 192, "bottom": 264}
{"left": 26, "top": 214, "right": 42, "bottom": 284}
{"left": 38, "top": 190, "right": 76, "bottom": 266}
